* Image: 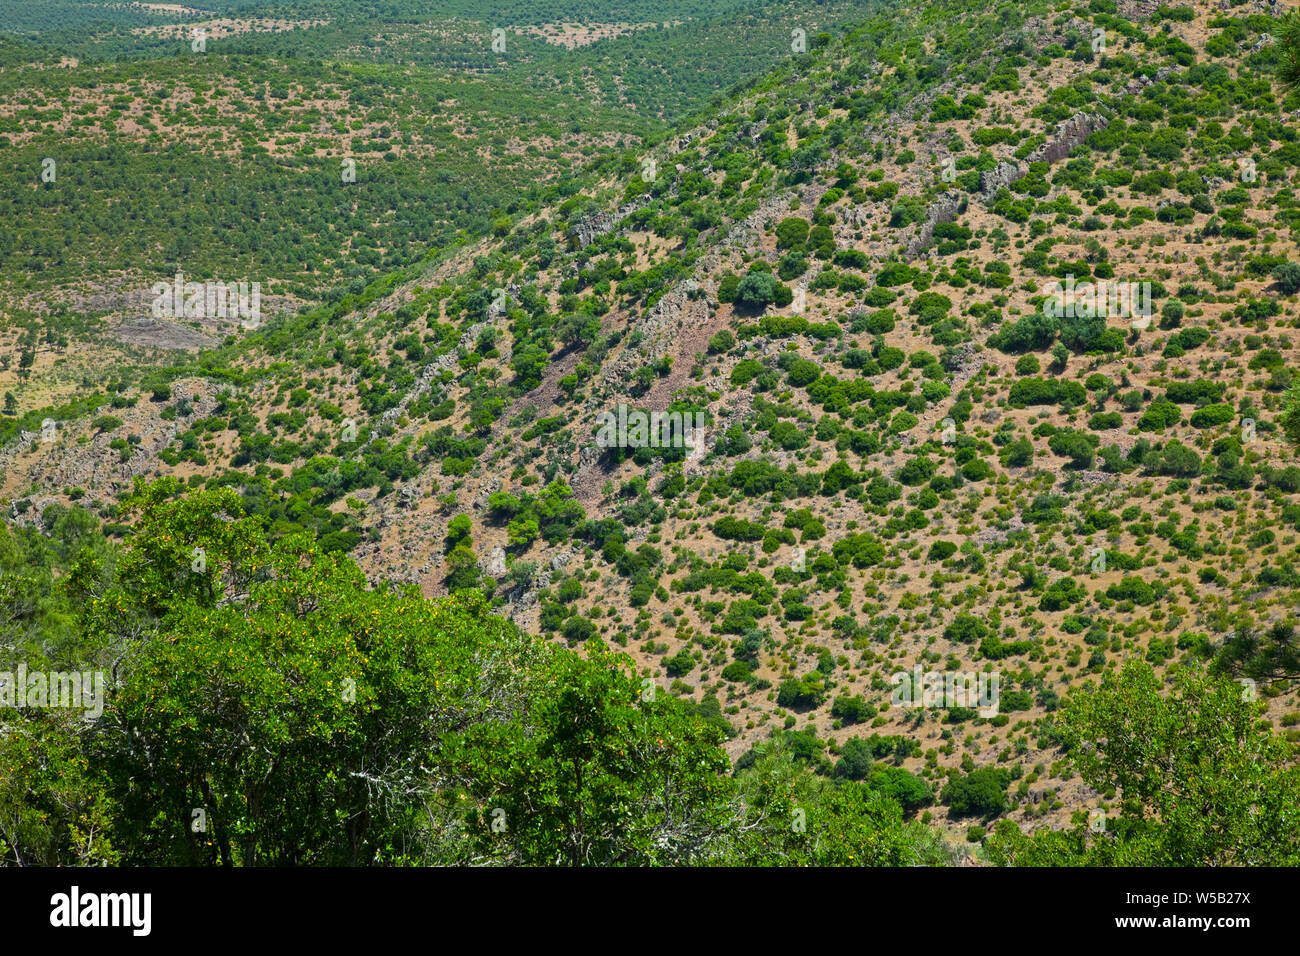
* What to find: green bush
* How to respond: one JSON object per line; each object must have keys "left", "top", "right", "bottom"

{"left": 1008, "top": 377, "right": 1086, "bottom": 408}
{"left": 831, "top": 694, "right": 876, "bottom": 725}
{"left": 1190, "top": 404, "right": 1233, "bottom": 428}
{"left": 664, "top": 650, "right": 694, "bottom": 676}
{"left": 1273, "top": 261, "right": 1300, "bottom": 294}
{"left": 776, "top": 676, "right": 824, "bottom": 710}
{"left": 941, "top": 768, "right": 1011, "bottom": 818}
{"left": 721, "top": 661, "right": 753, "bottom": 682}
{"left": 734, "top": 272, "right": 779, "bottom": 311}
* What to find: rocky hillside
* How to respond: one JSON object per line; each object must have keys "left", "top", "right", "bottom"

{"left": 5, "top": 0, "right": 1300, "bottom": 836}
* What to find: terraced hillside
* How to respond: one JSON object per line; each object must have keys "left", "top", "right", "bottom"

{"left": 5, "top": 0, "right": 1300, "bottom": 854}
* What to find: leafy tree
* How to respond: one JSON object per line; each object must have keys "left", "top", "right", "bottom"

{"left": 101, "top": 527, "right": 549, "bottom": 864}
{"left": 94, "top": 476, "right": 268, "bottom": 624}
{"left": 1282, "top": 383, "right": 1300, "bottom": 450}
{"left": 0, "top": 714, "right": 119, "bottom": 866}
{"left": 457, "top": 641, "right": 735, "bottom": 866}
{"left": 734, "top": 272, "right": 779, "bottom": 312}
{"left": 1001, "top": 436, "right": 1034, "bottom": 468}
{"left": 774, "top": 217, "right": 811, "bottom": 250}
{"left": 726, "top": 742, "right": 941, "bottom": 866}
{"left": 1213, "top": 620, "right": 1300, "bottom": 683}
{"left": 1048, "top": 429, "right": 1096, "bottom": 469}
{"left": 864, "top": 766, "right": 933, "bottom": 817}
{"left": 987, "top": 663, "right": 1300, "bottom": 866}
{"left": 5, "top": 481, "right": 755, "bottom": 866}
{"left": 941, "top": 768, "right": 1011, "bottom": 818}
{"left": 833, "top": 738, "right": 877, "bottom": 780}
{"left": 555, "top": 311, "right": 600, "bottom": 351}
{"left": 1279, "top": 12, "right": 1300, "bottom": 89}
{"left": 831, "top": 694, "right": 874, "bottom": 725}
{"left": 1058, "top": 310, "right": 1106, "bottom": 352}
{"left": 992, "top": 311, "right": 1058, "bottom": 353}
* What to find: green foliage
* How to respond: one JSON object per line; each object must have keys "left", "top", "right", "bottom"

{"left": 993, "top": 311, "right": 1058, "bottom": 353}
{"left": 1008, "top": 377, "right": 1085, "bottom": 408}
{"left": 941, "top": 768, "right": 1011, "bottom": 819}
{"left": 728, "top": 742, "right": 942, "bottom": 866}
{"left": 7, "top": 0, "right": 1300, "bottom": 873}
{"left": 734, "top": 272, "right": 784, "bottom": 312}
{"left": 988, "top": 663, "right": 1300, "bottom": 866}
{"left": 459, "top": 641, "right": 735, "bottom": 866}
{"left": 1213, "top": 621, "right": 1300, "bottom": 683}
{"left": 831, "top": 694, "right": 876, "bottom": 725}
{"left": 1282, "top": 384, "right": 1300, "bottom": 450}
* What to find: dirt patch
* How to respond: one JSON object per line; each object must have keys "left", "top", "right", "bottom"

{"left": 112, "top": 317, "right": 217, "bottom": 351}
{"left": 130, "top": 17, "right": 332, "bottom": 40}
{"left": 519, "top": 21, "right": 684, "bottom": 50}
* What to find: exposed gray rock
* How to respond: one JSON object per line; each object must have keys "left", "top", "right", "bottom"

{"left": 975, "top": 513, "right": 1027, "bottom": 546}
{"left": 979, "top": 113, "right": 1108, "bottom": 203}
{"left": 1067, "top": 470, "right": 1121, "bottom": 488}
{"left": 905, "top": 190, "right": 966, "bottom": 259}
{"left": 473, "top": 478, "right": 504, "bottom": 512}
{"left": 1026, "top": 112, "right": 1110, "bottom": 166}
{"left": 112, "top": 316, "right": 217, "bottom": 351}
{"left": 361, "top": 320, "right": 489, "bottom": 450}
{"left": 979, "top": 161, "right": 1024, "bottom": 200}
{"left": 9, "top": 497, "right": 57, "bottom": 529}
{"left": 482, "top": 546, "right": 507, "bottom": 577}
{"left": 600, "top": 280, "right": 709, "bottom": 386}
{"left": 569, "top": 197, "right": 652, "bottom": 249}
{"left": 1126, "top": 66, "right": 1173, "bottom": 95}
{"left": 1222, "top": 0, "right": 1284, "bottom": 16}
{"left": 1118, "top": 0, "right": 1162, "bottom": 19}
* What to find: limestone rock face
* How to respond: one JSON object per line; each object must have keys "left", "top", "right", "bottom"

{"left": 979, "top": 160, "right": 1024, "bottom": 201}
{"left": 1221, "top": 0, "right": 1284, "bottom": 16}
{"left": 978, "top": 112, "right": 1109, "bottom": 203}
{"left": 568, "top": 198, "right": 652, "bottom": 249}
{"left": 1026, "top": 113, "right": 1110, "bottom": 166}
{"left": 904, "top": 190, "right": 965, "bottom": 259}
{"left": 1118, "top": 0, "right": 1162, "bottom": 18}
{"left": 1126, "top": 66, "right": 1173, "bottom": 95}
{"left": 481, "top": 546, "right": 507, "bottom": 577}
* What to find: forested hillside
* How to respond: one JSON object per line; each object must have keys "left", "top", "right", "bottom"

{"left": 0, "top": 0, "right": 873, "bottom": 294}
{"left": 3, "top": 0, "right": 1300, "bottom": 867}
{"left": 0, "top": 0, "right": 880, "bottom": 427}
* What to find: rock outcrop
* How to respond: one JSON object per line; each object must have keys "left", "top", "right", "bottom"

{"left": 979, "top": 160, "right": 1025, "bottom": 200}
{"left": 568, "top": 197, "right": 652, "bottom": 249}
{"left": 1126, "top": 65, "right": 1173, "bottom": 95}
{"left": 113, "top": 316, "right": 217, "bottom": 351}
{"left": 979, "top": 112, "right": 1109, "bottom": 202}
{"left": 1026, "top": 112, "right": 1109, "bottom": 166}
{"left": 904, "top": 190, "right": 965, "bottom": 259}
{"left": 1118, "top": 0, "right": 1162, "bottom": 18}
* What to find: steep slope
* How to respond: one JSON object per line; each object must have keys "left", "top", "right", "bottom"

{"left": 5, "top": 0, "right": 1300, "bottom": 836}
{"left": 0, "top": 0, "right": 882, "bottom": 422}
